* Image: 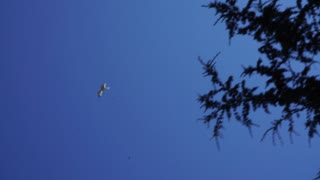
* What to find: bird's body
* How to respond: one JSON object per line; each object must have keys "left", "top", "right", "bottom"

{"left": 97, "top": 83, "right": 110, "bottom": 97}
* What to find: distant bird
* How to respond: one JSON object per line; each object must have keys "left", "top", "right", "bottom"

{"left": 97, "top": 83, "right": 110, "bottom": 97}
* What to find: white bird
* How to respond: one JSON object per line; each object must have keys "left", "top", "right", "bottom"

{"left": 97, "top": 83, "right": 110, "bottom": 97}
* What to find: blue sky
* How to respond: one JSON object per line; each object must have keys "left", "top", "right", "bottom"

{"left": 1, "top": 0, "right": 319, "bottom": 179}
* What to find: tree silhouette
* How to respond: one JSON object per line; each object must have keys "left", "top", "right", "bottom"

{"left": 314, "top": 169, "right": 320, "bottom": 180}
{"left": 199, "top": 0, "right": 320, "bottom": 178}
{"left": 199, "top": 0, "right": 320, "bottom": 146}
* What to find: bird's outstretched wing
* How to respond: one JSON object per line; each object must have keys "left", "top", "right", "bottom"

{"left": 98, "top": 89, "right": 104, "bottom": 97}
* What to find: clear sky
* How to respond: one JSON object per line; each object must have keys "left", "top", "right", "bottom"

{"left": 1, "top": 0, "right": 319, "bottom": 179}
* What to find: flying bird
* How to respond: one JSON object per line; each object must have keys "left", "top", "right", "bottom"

{"left": 97, "top": 83, "right": 110, "bottom": 97}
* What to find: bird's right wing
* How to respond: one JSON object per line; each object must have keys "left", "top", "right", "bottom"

{"left": 98, "top": 90, "right": 104, "bottom": 97}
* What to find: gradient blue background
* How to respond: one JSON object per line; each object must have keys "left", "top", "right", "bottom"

{"left": 1, "top": 0, "right": 319, "bottom": 179}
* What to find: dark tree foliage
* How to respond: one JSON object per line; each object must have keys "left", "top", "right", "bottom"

{"left": 198, "top": 0, "right": 320, "bottom": 147}
{"left": 314, "top": 169, "right": 320, "bottom": 180}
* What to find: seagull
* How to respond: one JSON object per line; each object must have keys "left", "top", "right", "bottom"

{"left": 97, "top": 83, "right": 110, "bottom": 97}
